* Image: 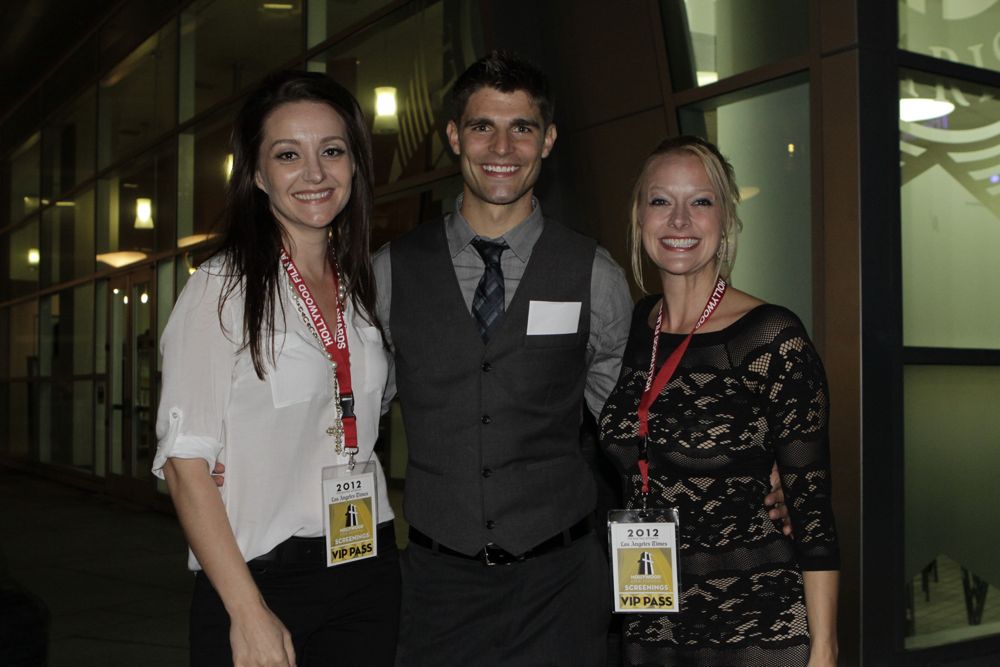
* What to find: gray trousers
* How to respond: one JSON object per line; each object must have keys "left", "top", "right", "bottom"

{"left": 396, "top": 532, "right": 610, "bottom": 666}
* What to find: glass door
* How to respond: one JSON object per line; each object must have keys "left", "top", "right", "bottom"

{"left": 105, "top": 266, "right": 158, "bottom": 501}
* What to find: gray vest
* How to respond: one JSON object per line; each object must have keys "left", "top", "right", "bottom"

{"left": 390, "top": 218, "right": 596, "bottom": 555}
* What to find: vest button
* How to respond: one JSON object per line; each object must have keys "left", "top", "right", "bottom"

{"left": 482, "top": 467, "right": 492, "bottom": 478}
{"left": 486, "top": 520, "right": 496, "bottom": 529}
{"left": 481, "top": 415, "right": 492, "bottom": 424}
{"left": 481, "top": 361, "right": 492, "bottom": 372}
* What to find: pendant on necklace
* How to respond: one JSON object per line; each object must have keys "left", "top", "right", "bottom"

{"left": 327, "top": 418, "right": 345, "bottom": 454}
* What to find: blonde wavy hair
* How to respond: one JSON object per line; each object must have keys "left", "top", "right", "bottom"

{"left": 628, "top": 135, "right": 742, "bottom": 293}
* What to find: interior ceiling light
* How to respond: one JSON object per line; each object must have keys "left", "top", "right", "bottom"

{"left": 899, "top": 98, "right": 955, "bottom": 123}
{"left": 178, "top": 233, "right": 219, "bottom": 248}
{"left": 97, "top": 251, "right": 147, "bottom": 268}
{"left": 696, "top": 71, "right": 719, "bottom": 86}
{"left": 134, "top": 197, "right": 154, "bottom": 229}
{"left": 373, "top": 86, "right": 399, "bottom": 134}
{"left": 27, "top": 248, "right": 40, "bottom": 266}
{"left": 261, "top": 2, "right": 294, "bottom": 10}
{"left": 739, "top": 186, "right": 760, "bottom": 201}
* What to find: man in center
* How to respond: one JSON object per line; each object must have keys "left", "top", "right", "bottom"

{"left": 374, "top": 50, "right": 632, "bottom": 665}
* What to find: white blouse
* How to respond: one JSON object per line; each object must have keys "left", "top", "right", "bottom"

{"left": 152, "top": 259, "right": 393, "bottom": 570}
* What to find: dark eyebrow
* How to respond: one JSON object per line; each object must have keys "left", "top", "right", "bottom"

{"left": 511, "top": 117, "right": 540, "bottom": 129}
{"left": 266, "top": 135, "right": 347, "bottom": 151}
{"left": 462, "top": 117, "right": 541, "bottom": 130}
{"left": 463, "top": 117, "right": 495, "bottom": 129}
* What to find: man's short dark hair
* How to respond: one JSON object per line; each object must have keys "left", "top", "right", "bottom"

{"left": 449, "top": 50, "right": 554, "bottom": 126}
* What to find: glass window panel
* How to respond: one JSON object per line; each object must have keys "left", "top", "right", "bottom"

{"left": 178, "top": 107, "right": 235, "bottom": 245}
{"left": 96, "top": 143, "right": 178, "bottom": 268}
{"left": 661, "top": 0, "right": 808, "bottom": 90}
{"left": 37, "top": 380, "right": 94, "bottom": 471}
{"left": 39, "top": 189, "right": 96, "bottom": 286}
{"left": 179, "top": 0, "right": 304, "bottom": 122}
{"left": 71, "top": 381, "right": 95, "bottom": 472}
{"left": 904, "top": 365, "right": 1000, "bottom": 648}
{"left": 133, "top": 276, "right": 156, "bottom": 480}
{"left": 157, "top": 259, "right": 175, "bottom": 374}
{"left": 38, "top": 382, "right": 53, "bottom": 463}
{"left": 679, "top": 76, "right": 813, "bottom": 329}
{"left": 9, "top": 300, "right": 38, "bottom": 380}
{"left": 307, "top": 0, "right": 397, "bottom": 47}
{"left": 38, "top": 294, "right": 58, "bottom": 378}
{"left": 37, "top": 287, "right": 94, "bottom": 379}
{"left": 308, "top": 0, "right": 483, "bottom": 187}
{"left": 9, "top": 134, "right": 41, "bottom": 224}
{"left": 0, "top": 382, "right": 7, "bottom": 454}
{"left": 98, "top": 20, "right": 177, "bottom": 169}
{"left": 41, "top": 87, "right": 97, "bottom": 200}
{"left": 7, "top": 219, "right": 40, "bottom": 301}
{"left": 177, "top": 253, "right": 195, "bottom": 295}
{"left": 900, "top": 71, "right": 1000, "bottom": 349}
{"left": 6, "top": 382, "right": 31, "bottom": 458}
{"left": 0, "top": 308, "right": 8, "bottom": 380}
{"left": 73, "top": 284, "right": 95, "bottom": 376}
{"left": 94, "top": 279, "right": 108, "bottom": 478}
{"left": 899, "top": 0, "right": 1000, "bottom": 74}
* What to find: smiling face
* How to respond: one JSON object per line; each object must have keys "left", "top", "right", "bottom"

{"left": 638, "top": 152, "right": 724, "bottom": 282}
{"left": 254, "top": 100, "right": 354, "bottom": 241}
{"left": 446, "top": 87, "right": 556, "bottom": 225}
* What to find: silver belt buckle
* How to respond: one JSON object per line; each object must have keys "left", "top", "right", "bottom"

{"left": 480, "top": 542, "right": 510, "bottom": 566}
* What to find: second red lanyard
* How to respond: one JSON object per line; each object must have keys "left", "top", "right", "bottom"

{"left": 636, "top": 278, "right": 727, "bottom": 494}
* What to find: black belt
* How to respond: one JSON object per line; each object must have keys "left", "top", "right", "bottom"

{"left": 408, "top": 518, "right": 591, "bottom": 566}
{"left": 251, "top": 522, "right": 394, "bottom": 568}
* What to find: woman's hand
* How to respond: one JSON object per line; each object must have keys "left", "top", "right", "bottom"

{"left": 230, "top": 602, "right": 296, "bottom": 666}
{"left": 765, "top": 463, "right": 793, "bottom": 536}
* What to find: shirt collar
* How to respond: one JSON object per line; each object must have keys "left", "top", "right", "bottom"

{"left": 444, "top": 194, "right": 544, "bottom": 262}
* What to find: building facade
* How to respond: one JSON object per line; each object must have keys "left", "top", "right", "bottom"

{"left": 2, "top": 1, "right": 999, "bottom": 664}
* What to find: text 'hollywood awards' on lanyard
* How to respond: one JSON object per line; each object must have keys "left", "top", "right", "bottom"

{"left": 280, "top": 249, "right": 357, "bottom": 458}
{"left": 636, "top": 277, "right": 727, "bottom": 504}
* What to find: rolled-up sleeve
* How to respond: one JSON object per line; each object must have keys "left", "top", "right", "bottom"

{"left": 152, "top": 267, "right": 237, "bottom": 478}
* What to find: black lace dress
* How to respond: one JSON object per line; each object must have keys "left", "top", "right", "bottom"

{"left": 599, "top": 295, "right": 839, "bottom": 667}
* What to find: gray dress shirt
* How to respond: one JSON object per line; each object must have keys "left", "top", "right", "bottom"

{"left": 373, "top": 196, "right": 633, "bottom": 417}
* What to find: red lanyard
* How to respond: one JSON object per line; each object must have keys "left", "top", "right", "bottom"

{"left": 636, "top": 278, "right": 727, "bottom": 496}
{"left": 280, "top": 249, "right": 357, "bottom": 454}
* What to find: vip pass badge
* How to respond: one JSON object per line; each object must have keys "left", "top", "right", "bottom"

{"left": 608, "top": 508, "right": 680, "bottom": 614}
{"left": 323, "top": 462, "right": 379, "bottom": 567}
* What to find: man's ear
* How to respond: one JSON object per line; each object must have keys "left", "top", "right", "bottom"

{"left": 541, "top": 123, "right": 557, "bottom": 159}
{"left": 446, "top": 120, "right": 461, "bottom": 156}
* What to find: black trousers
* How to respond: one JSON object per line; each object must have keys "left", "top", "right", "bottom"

{"left": 190, "top": 523, "right": 400, "bottom": 666}
{"left": 396, "top": 532, "right": 610, "bottom": 667}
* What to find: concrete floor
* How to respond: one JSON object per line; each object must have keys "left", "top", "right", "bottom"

{"left": 1, "top": 467, "right": 192, "bottom": 666}
{"left": 0, "top": 467, "right": 414, "bottom": 666}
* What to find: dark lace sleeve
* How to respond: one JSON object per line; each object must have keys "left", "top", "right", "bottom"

{"left": 756, "top": 312, "right": 840, "bottom": 571}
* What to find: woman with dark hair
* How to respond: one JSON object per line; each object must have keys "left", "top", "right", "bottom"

{"left": 153, "top": 70, "right": 398, "bottom": 666}
{"left": 600, "top": 136, "right": 839, "bottom": 666}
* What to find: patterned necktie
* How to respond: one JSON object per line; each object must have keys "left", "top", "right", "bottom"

{"left": 471, "top": 238, "right": 508, "bottom": 342}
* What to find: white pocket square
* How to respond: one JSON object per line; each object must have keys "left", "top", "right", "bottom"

{"left": 526, "top": 300, "right": 581, "bottom": 335}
